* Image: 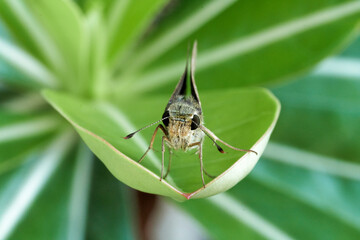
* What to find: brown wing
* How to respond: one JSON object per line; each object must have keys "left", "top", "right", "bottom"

{"left": 167, "top": 54, "right": 188, "bottom": 105}
{"left": 166, "top": 41, "right": 201, "bottom": 109}
{"left": 190, "top": 41, "right": 201, "bottom": 107}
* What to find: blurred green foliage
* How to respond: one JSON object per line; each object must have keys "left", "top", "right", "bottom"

{"left": 0, "top": 0, "right": 359, "bottom": 239}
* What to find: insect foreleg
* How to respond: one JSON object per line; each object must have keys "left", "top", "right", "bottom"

{"left": 199, "top": 142, "right": 205, "bottom": 187}
{"left": 203, "top": 168, "right": 216, "bottom": 179}
{"left": 163, "top": 148, "right": 173, "bottom": 180}
{"left": 160, "top": 136, "right": 170, "bottom": 181}
{"left": 189, "top": 141, "right": 215, "bottom": 187}
{"left": 138, "top": 124, "right": 167, "bottom": 164}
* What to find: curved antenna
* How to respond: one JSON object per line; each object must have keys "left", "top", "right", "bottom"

{"left": 192, "top": 120, "right": 257, "bottom": 155}
{"left": 123, "top": 116, "right": 169, "bottom": 139}
{"left": 200, "top": 125, "right": 258, "bottom": 155}
{"left": 191, "top": 120, "right": 224, "bottom": 153}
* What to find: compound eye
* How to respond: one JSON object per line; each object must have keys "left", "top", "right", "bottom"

{"left": 191, "top": 114, "right": 200, "bottom": 130}
{"left": 162, "top": 111, "right": 170, "bottom": 126}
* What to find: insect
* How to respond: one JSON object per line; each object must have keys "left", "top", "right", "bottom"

{"left": 124, "top": 41, "right": 257, "bottom": 187}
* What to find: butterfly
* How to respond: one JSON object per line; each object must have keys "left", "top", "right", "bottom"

{"left": 124, "top": 41, "right": 257, "bottom": 187}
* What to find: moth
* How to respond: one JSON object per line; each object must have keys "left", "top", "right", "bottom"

{"left": 124, "top": 41, "right": 257, "bottom": 187}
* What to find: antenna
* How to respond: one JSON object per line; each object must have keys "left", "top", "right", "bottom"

{"left": 123, "top": 116, "right": 169, "bottom": 139}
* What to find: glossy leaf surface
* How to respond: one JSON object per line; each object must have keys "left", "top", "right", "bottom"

{"left": 178, "top": 48, "right": 360, "bottom": 239}
{"left": 43, "top": 88, "right": 280, "bottom": 201}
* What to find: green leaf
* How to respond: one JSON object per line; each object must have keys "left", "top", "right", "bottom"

{"left": 117, "top": 0, "right": 360, "bottom": 94}
{"left": 0, "top": 2, "right": 50, "bottom": 65}
{"left": 0, "top": 131, "right": 76, "bottom": 239}
{"left": 0, "top": 18, "right": 11, "bottom": 41}
{"left": 271, "top": 64, "right": 360, "bottom": 163}
{"left": 86, "top": 159, "right": 137, "bottom": 240}
{"left": 0, "top": 39, "right": 58, "bottom": 89}
{"left": 0, "top": 0, "right": 84, "bottom": 92}
{"left": 67, "top": 0, "right": 167, "bottom": 97}
{"left": 177, "top": 44, "right": 360, "bottom": 239}
{"left": 0, "top": 104, "right": 63, "bottom": 173}
{"left": 43, "top": 88, "right": 280, "bottom": 201}
{"left": 0, "top": 9, "right": 58, "bottom": 89}
{"left": 75, "top": 0, "right": 167, "bottom": 64}
{"left": 105, "top": 0, "right": 168, "bottom": 68}
{"left": 0, "top": 134, "right": 138, "bottom": 240}
{"left": 0, "top": 93, "right": 46, "bottom": 113}
{"left": 180, "top": 166, "right": 360, "bottom": 239}
{"left": 1, "top": 0, "right": 359, "bottom": 238}
{"left": 25, "top": 0, "right": 84, "bottom": 91}
{"left": 0, "top": 113, "right": 60, "bottom": 142}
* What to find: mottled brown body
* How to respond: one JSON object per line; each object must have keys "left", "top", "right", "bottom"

{"left": 166, "top": 96, "right": 204, "bottom": 151}
{"left": 167, "top": 120, "right": 192, "bottom": 150}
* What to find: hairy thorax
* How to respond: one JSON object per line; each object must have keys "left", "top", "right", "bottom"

{"left": 167, "top": 119, "right": 203, "bottom": 151}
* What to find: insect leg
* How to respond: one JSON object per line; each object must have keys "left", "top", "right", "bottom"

{"left": 189, "top": 141, "right": 206, "bottom": 187}
{"left": 160, "top": 136, "right": 168, "bottom": 181}
{"left": 163, "top": 148, "right": 173, "bottom": 179}
{"left": 138, "top": 124, "right": 167, "bottom": 164}
{"left": 203, "top": 169, "right": 216, "bottom": 179}
{"left": 199, "top": 142, "right": 206, "bottom": 187}
{"left": 189, "top": 141, "right": 216, "bottom": 186}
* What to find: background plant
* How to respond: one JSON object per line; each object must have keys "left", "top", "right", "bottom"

{"left": 0, "top": 0, "right": 359, "bottom": 239}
